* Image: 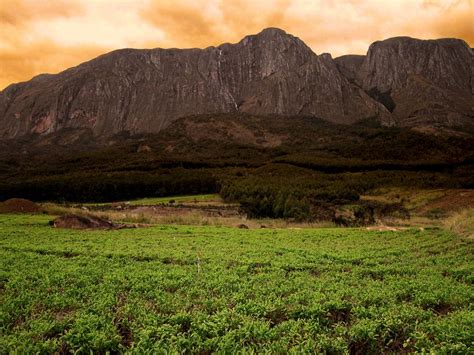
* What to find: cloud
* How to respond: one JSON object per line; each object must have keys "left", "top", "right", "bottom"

{"left": 0, "top": 0, "right": 83, "bottom": 25}
{"left": 139, "top": 0, "right": 473, "bottom": 54}
{"left": 432, "top": 4, "right": 474, "bottom": 43}
{"left": 0, "top": 0, "right": 97, "bottom": 89}
{"left": 139, "top": 0, "right": 293, "bottom": 48}
{"left": 0, "top": 0, "right": 472, "bottom": 90}
{"left": 0, "top": 40, "right": 107, "bottom": 90}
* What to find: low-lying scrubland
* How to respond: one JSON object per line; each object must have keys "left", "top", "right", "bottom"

{"left": 1, "top": 214, "right": 472, "bottom": 353}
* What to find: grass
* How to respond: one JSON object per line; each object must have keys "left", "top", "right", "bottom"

{"left": 41, "top": 203, "right": 243, "bottom": 228}
{"left": 126, "top": 194, "right": 222, "bottom": 206}
{"left": 363, "top": 188, "right": 446, "bottom": 210}
{"left": 41, "top": 200, "right": 335, "bottom": 229}
{"left": 443, "top": 208, "right": 474, "bottom": 238}
{"left": 80, "top": 194, "right": 222, "bottom": 207}
{"left": 0, "top": 214, "right": 473, "bottom": 353}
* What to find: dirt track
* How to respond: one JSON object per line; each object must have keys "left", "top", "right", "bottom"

{"left": 132, "top": 204, "right": 242, "bottom": 218}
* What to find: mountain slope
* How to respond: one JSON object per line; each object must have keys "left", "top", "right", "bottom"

{"left": 1, "top": 30, "right": 472, "bottom": 140}
{"left": 355, "top": 37, "right": 473, "bottom": 127}
{"left": 334, "top": 55, "right": 365, "bottom": 83}
{"left": 0, "top": 28, "right": 390, "bottom": 139}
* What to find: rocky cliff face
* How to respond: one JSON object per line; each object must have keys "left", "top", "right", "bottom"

{"left": 355, "top": 37, "right": 473, "bottom": 127}
{"left": 0, "top": 28, "right": 390, "bottom": 139}
{"left": 334, "top": 55, "right": 365, "bottom": 83}
{"left": 358, "top": 37, "right": 471, "bottom": 93}
{"left": 0, "top": 30, "right": 471, "bottom": 140}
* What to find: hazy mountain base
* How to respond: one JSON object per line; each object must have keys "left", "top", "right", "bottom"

{"left": 1, "top": 114, "right": 472, "bottom": 224}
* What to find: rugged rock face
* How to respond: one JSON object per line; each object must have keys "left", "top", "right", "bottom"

{"left": 0, "top": 28, "right": 390, "bottom": 139}
{"left": 334, "top": 55, "right": 365, "bottom": 83}
{"left": 358, "top": 37, "right": 471, "bottom": 93}
{"left": 0, "top": 30, "right": 471, "bottom": 140}
{"left": 356, "top": 37, "right": 473, "bottom": 126}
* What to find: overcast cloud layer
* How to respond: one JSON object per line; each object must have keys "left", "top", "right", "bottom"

{"left": 0, "top": 0, "right": 472, "bottom": 89}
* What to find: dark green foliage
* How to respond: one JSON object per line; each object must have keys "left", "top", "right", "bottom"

{"left": 220, "top": 173, "right": 359, "bottom": 220}
{"left": 219, "top": 164, "right": 469, "bottom": 220}
{"left": 0, "top": 114, "right": 472, "bottom": 219}
{"left": 0, "top": 170, "right": 217, "bottom": 203}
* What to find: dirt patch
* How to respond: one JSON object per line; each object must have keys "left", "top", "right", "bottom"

{"left": 419, "top": 190, "right": 474, "bottom": 214}
{"left": 432, "top": 303, "right": 453, "bottom": 316}
{"left": 132, "top": 204, "right": 242, "bottom": 218}
{"left": 51, "top": 214, "right": 131, "bottom": 230}
{"left": 54, "top": 307, "right": 75, "bottom": 321}
{"left": 0, "top": 198, "right": 41, "bottom": 213}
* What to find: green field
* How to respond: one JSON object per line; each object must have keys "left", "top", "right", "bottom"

{"left": 1, "top": 214, "right": 473, "bottom": 353}
{"left": 82, "top": 194, "right": 222, "bottom": 207}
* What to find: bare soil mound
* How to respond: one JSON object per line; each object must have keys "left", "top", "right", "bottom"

{"left": 0, "top": 198, "right": 41, "bottom": 213}
{"left": 51, "top": 214, "right": 128, "bottom": 230}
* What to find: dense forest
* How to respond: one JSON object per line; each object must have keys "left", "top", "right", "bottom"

{"left": 1, "top": 114, "right": 472, "bottom": 221}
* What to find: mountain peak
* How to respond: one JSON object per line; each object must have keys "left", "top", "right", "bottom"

{"left": 258, "top": 27, "right": 288, "bottom": 36}
{"left": 239, "top": 27, "right": 297, "bottom": 45}
{"left": 369, "top": 36, "right": 470, "bottom": 50}
{"left": 236, "top": 27, "right": 311, "bottom": 54}
{"left": 360, "top": 36, "right": 471, "bottom": 93}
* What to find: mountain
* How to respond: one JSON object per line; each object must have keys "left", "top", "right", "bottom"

{"left": 334, "top": 55, "right": 365, "bottom": 83}
{"left": 0, "top": 29, "right": 472, "bottom": 141}
{"left": 0, "top": 28, "right": 390, "bottom": 139}
{"left": 354, "top": 37, "right": 472, "bottom": 128}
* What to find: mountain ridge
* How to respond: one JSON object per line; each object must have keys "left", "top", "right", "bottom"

{"left": 0, "top": 28, "right": 472, "bottom": 140}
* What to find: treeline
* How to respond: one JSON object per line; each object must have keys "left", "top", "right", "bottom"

{"left": 0, "top": 169, "right": 217, "bottom": 203}
{"left": 1, "top": 161, "right": 471, "bottom": 219}
{"left": 220, "top": 179, "right": 358, "bottom": 220}
{"left": 273, "top": 156, "right": 473, "bottom": 174}
{"left": 219, "top": 166, "right": 472, "bottom": 220}
{"left": 1, "top": 156, "right": 472, "bottom": 220}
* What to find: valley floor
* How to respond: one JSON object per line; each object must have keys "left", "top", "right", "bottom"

{"left": 0, "top": 214, "right": 473, "bottom": 353}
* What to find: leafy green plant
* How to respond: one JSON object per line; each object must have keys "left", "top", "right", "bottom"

{"left": 0, "top": 214, "right": 472, "bottom": 353}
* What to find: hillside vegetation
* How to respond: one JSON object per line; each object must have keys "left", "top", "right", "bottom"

{"left": 1, "top": 115, "right": 472, "bottom": 223}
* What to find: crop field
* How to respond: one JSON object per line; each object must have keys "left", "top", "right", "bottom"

{"left": 0, "top": 214, "right": 473, "bottom": 353}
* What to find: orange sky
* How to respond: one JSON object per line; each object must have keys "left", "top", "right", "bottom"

{"left": 0, "top": 0, "right": 472, "bottom": 90}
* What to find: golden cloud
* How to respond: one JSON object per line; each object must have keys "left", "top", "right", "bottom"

{"left": 0, "top": 0, "right": 83, "bottom": 25}
{"left": 140, "top": 0, "right": 293, "bottom": 48}
{"left": 0, "top": 0, "right": 472, "bottom": 90}
{"left": 0, "top": 0, "right": 103, "bottom": 89}
{"left": 433, "top": 7, "right": 474, "bottom": 43}
{"left": 0, "top": 41, "right": 107, "bottom": 90}
{"left": 139, "top": 0, "right": 473, "bottom": 54}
